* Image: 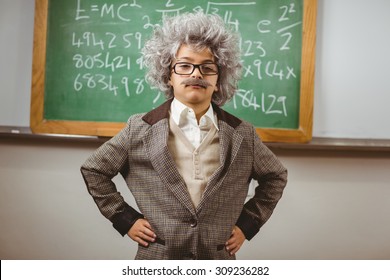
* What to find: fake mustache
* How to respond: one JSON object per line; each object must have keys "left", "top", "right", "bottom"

{"left": 180, "top": 78, "right": 212, "bottom": 88}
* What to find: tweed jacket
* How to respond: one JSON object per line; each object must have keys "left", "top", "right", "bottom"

{"left": 81, "top": 99, "right": 287, "bottom": 260}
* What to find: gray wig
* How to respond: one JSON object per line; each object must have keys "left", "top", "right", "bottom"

{"left": 142, "top": 12, "right": 242, "bottom": 106}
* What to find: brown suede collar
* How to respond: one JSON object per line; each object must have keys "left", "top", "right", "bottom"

{"left": 142, "top": 98, "right": 242, "bottom": 129}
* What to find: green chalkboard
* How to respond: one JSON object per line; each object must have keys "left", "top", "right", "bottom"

{"left": 31, "top": 0, "right": 316, "bottom": 142}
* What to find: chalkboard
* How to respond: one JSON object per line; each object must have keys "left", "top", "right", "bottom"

{"left": 31, "top": 0, "right": 316, "bottom": 142}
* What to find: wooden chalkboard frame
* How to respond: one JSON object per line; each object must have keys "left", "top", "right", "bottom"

{"left": 31, "top": 0, "right": 317, "bottom": 142}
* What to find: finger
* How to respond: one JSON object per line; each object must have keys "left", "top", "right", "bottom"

{"left": 134, "top": 236, "right": 149, "bottom": 247}
{"left": 225, "top": 241, "right": 239, "bottom": 254}
{"left": 225, "top": 237, "right": 235, "bottom": 247}
{"left": 229, "top": 244, "right": 241, "bottom": 255}
{"left": 141, "top": 220, "right": 154, "bottom": 231}
{"left": 138, "top": 220, "right": 156, "bottom": 239}
{"left": 131, "top": 220, "right": 154, "bottom": 235}
{"left": 226, "top": 232, "right": 240, "bottom": 245}
{"left": 140, "top": 226, "right": 156, "bottom": 239}
{"left": 225, "top": 229, "right": 237, "bottom": 246}
{"left": 225, "top": 239, "right": 238, "bottom": 252}
{"left": 132, "top": 230, "right": 153, "bottom": 246}
{"left": 138, "top": 230, "right": 156, "bottom": 242}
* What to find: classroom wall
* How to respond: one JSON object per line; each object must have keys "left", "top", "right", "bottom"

{"left": 1, "top": 0, "right": 390, "bottom": 260}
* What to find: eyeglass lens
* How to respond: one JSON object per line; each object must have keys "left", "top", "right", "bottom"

{"left": 174, "top": 63, "right": 218, "bottom": 75}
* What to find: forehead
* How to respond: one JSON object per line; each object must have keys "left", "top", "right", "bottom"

{"left": 175, "top": 44, "right": 215, "bottom": 62}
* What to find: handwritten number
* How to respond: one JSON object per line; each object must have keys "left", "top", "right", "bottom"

{"left": 279, "top": 4, "right": 295, "bottom": 22}
{"left": 280, "top": 32, "right": 292, "bottom": 50}
{"left": 142, "top": 15, "right": 153, "bottom": 29}
{"left": 165, "top": 0, "right": 174, "bottom": 8}
{"left": 279, "top": 6, "right": 289, "bottom": 22}
{"left": 121, "top": 77, "right": 130, "bottom": 96}
{"left": 244, "top": 40, "right": 254, "bottom": 57}
{"left": 106, "top": 32, "right": 117, "bottom": 49}
{"left": 74, "top": 74, "right": 82, "bottom": 91}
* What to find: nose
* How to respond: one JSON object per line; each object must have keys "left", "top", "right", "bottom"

{"left": 191, "top": 66, "right": 203, "bottom": 79}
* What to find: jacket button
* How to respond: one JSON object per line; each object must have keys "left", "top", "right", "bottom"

{"left": 189, "top": 218, "right": 197, "bottom": 227}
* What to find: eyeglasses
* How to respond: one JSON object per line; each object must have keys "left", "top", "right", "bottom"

{"left": 172, "top": 62, "right": 219, "bottom": 76}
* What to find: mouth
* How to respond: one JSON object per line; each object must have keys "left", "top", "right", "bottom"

{"left": 186, "top": 83, "right": 206, "bottom": 89}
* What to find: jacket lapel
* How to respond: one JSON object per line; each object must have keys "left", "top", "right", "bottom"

{"left": 142, "top": 100, "right": 196, "bottom": 215}
{"left": 197, "top": 113, "right": 244, "bottom": 212}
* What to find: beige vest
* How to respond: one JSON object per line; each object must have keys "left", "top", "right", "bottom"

{"left": 168, "top": 117, "right": 220, "bottom": 208}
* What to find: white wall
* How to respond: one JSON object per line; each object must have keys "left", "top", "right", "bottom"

{"left": 313, "top": 0, "right": 390, "bottom": 139}
{"left": 0, "top": 0, "right": 34, "bottom": 127}
{"left": 1, "top": 0, "right": 390, "bottom": 260}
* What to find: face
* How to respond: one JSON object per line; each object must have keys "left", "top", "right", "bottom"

{"left": 169, "top": 44, "right": 219, "bottom": 110}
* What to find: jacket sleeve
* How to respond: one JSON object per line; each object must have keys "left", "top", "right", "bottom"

{"left": 236, "top": 126, "right": 288, "bottom": 240}
{"left": 80, "top": 117, "right": 143, "bottom": 236}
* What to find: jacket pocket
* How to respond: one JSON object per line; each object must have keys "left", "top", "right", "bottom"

{"left": 217, "top": 244, "right": 225, "bottom": 251}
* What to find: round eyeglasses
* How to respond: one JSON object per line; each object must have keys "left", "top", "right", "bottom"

{"left": 172, "top": 62, "right": 219, "bottom": 76}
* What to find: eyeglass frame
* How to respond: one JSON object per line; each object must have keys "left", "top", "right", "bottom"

{"left": 171, "top": 62, "right": 219, "bottom": 76}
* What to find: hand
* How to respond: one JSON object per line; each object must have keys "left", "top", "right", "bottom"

{"left": 225, "top": 226, "right": 246, "bottom": 256}
{"left": 127, "top": 218, "right": 156, "bottom": 247}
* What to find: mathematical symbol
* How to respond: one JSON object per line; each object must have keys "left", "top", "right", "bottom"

{"left": 286, "top": 66, "right": 296, "bottom": 79}
{"left": 130, "top": 0, "right": 142, "bottom": 8}
{"left": 244, "top": 65, "right": 254, "bottom": 77}
{"left": 156, "top": 6, "right": 186, "bottom": 17}
{"left": 91, "top": 5, "right": 99, "bottom": 12}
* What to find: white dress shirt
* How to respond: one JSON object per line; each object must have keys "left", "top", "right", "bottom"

{"left": 170, "top": 98, "right": 219, "bottom": 148}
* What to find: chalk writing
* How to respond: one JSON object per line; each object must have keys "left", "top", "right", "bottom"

{"left": 44, "top": 0, "right": 304, "bottom": 126}
{"left": 75, "top": 0, "right": 142, "bottom": 21}
{"left": 233, "top": 90, "right": 288, "bottom": 117}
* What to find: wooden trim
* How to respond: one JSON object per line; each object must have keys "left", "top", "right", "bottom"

{"left": 30, "top": 0, "right": 47, "bottom": 133}
{"left": 3, "top": 126, "right": 390, "bottom": 153}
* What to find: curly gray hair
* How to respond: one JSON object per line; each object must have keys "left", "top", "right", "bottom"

{"left": 142, "top": 11, "right": 242, "bottom": 106}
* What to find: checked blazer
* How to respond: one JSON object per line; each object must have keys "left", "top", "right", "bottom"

{"left": 81, "top": 99, "right": 287, "bottom": 260}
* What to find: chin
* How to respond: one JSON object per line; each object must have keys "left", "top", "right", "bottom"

{"left": 186, "top": 94, "right": 210, "bottom": 104}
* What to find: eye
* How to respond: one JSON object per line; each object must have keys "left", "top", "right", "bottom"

{"left": 202, "top": 66, "right": 214, "bottom": 72}
{"left": 177, "top": 63, "right": 192, "bottom": 70}
{"left": 201, "top": 64, "right": 218, "bottom": 74}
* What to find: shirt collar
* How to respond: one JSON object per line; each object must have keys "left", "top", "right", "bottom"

{"left": 171, "top": 98, "right": 219, "bottom": 130}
